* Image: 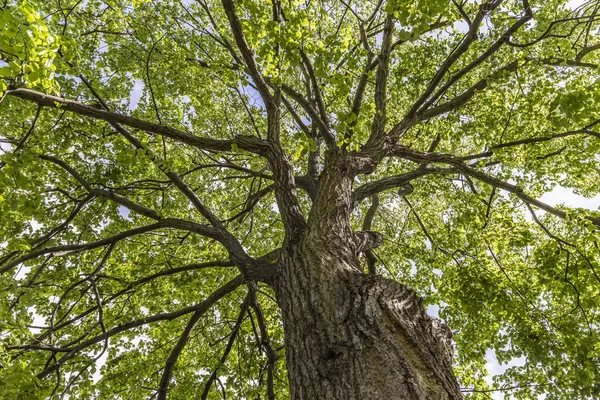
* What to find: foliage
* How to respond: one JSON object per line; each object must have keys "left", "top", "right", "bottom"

{"left": 0, "top": 1, "right": 59, "bottom": 94}
{"left": 0, "top": 0, "right": 599, "bottom": 398}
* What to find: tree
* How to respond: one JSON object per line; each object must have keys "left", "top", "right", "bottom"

{"left": 0, "top": 0, "right": 599, "bottom": 398}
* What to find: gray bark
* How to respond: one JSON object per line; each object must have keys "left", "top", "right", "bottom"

{"left": 273, "top": 152, "right": 463, "bottom": 399}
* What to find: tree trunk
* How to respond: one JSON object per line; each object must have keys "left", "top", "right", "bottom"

{"left": 274, "top": 244, "right": 463, "bottom": 400}
{"left": 273, "top": 153, "right": 463, "bottom": 399}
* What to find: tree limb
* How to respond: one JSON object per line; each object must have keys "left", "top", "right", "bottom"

{"left": 5, "top": 88, "right": 270, "bottom": 156}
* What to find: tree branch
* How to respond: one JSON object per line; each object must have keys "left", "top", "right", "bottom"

{"left": 353, "top": 166, "right": 453, "bottom": 206}
{"left": 73, "top": 74, "right": 262, "bottom": 275}
{"left": 365, "top": 15, "right": 394, "bottom": 147}
{"left": 0, "top": 219, "right": 221, "bottom": 274}
{"left": 199, "top": 293, "right": 250, "bottom": 400}
{"left": 456, "top": 164, "right": 600, "bottom": 228}
{"left": 5, "top": 88, "right": 269, "bottom": 156}
{"left": 220, "top": 0, "right": 274, "bottom": 109}
{"left": 420, "top": 4, "right": 533, "bottom": 113}
{"left": 247, "top": 282, "right": 277, "bottom": 400}
{"left": 298, "top": 49, "right": 336, "bottom": 147}
{"left": 402, "top": 0, "right": 504, "bottom": 119}
{"left": 157, "top": 291, "right": 248, "bottom": 400}
{"left": 35, "top": 275, "right": 245, "bottom": 380}
{"left": 361, "top": 194, "right": 379, "bottom": 274}
{"left": 388, "top": 144, "right": 600, "bottom": 228}
{"left": 40, "top": 154, "right": 163, "bottom": 220}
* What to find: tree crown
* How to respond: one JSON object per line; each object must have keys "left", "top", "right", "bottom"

{"left": 1, "top": 0, "right": 599, "bottom": 398}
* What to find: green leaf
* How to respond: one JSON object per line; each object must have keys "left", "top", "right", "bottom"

{"left": 0, "top": 66, "right": 11, "bottom": 77}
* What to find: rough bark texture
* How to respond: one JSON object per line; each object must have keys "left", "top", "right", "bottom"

{"left": 273, "top": 152, "right": 463, "bottom": 399}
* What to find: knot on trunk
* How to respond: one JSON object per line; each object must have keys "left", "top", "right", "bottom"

{"left": 317, "top": 344, "right": 350, "bottom": 379}
{"left": 354, "top": 231, "right": 383, "bottom": 253}
{"left": 348, "top": 153, "right": 379, "bottom": 174}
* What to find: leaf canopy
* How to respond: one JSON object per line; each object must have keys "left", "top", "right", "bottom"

{"left": 1, "top": 0, "right": 600, "bottom": 399}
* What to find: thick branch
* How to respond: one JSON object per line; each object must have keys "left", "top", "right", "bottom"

{"left": 220, "top": 0, "right": 274, "bottom": 109}
{"left": 6, "top": 88, "right": 269, "bottom": 156}
{"left": 404, "top": 0, "right": 504, "bottom": 118}
{"left": 279, "top": 83, "right": 331, "bottom": 141}
{"left": 353, "top": 167, "right": 452, "bottom": 206}
{"left": 361, "top": 194, "right": 380, "bottom": 274}
{"left": 298, "top": 49, "right": 336, "bottom": 147}
{"left": 420, "top": 4, "right": 532, "bottom": 112}
{"left": 218, "top": 0, "right": 306, "bottom": 238}
{"left": 353, "top": 231, "right": 383, "bottom": 253}
{"left": 365, "top": 15, "right": 394, "bottom": 146}
{"left": 422, "top": 60, "right": 520, "bottom": 120}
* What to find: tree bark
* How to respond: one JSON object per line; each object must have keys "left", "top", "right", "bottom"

{"left": 273, "top": 152, "right": 463, "bottom": 399}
